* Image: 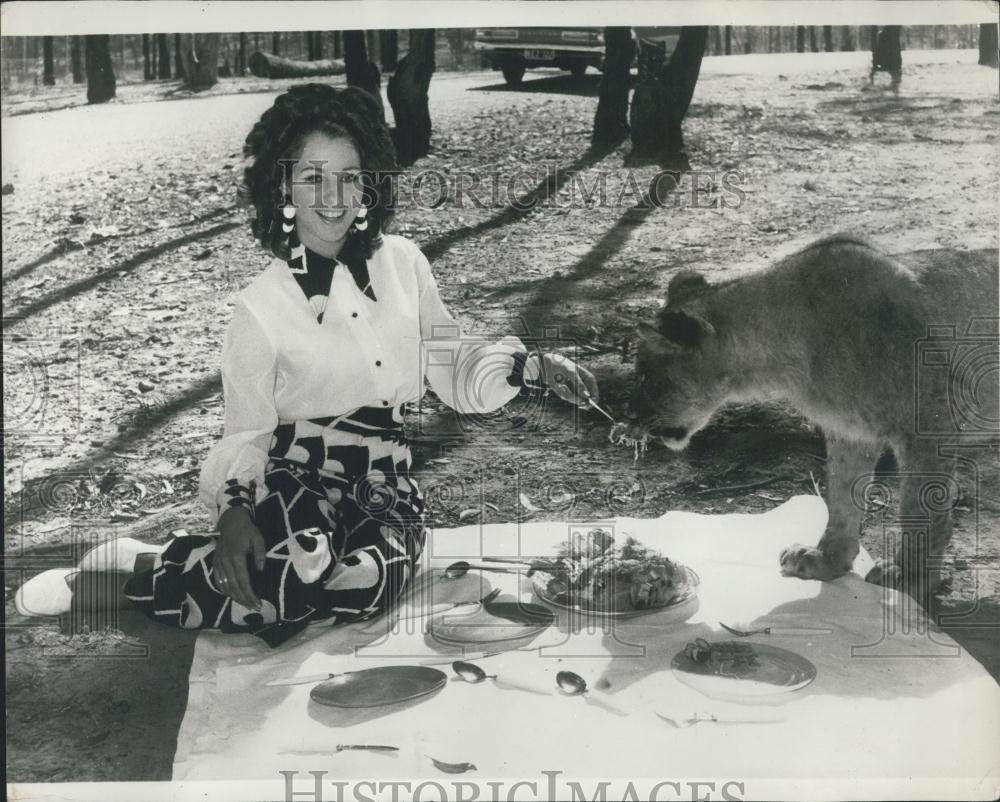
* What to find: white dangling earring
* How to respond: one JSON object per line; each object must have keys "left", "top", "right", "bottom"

{"left": 352, "top": 205, "right": 369, "bottom": 232}
{"left": 282, "top": 203, "right": 296, "bottom": 234}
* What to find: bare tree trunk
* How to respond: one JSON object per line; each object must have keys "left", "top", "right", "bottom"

{"left": 796, "top": 27, "right": 806, "bottom": 53}
{"left": 156, "top": 33, "right": 170, "bottom": 79}
{"left": 174, "top": 34, "right": 185, "bottom": 80}
{"left": 713, "top": 27, "right": 722, "bottom": 56}
{"left": 380, "top": 30, "right": 398, "bottom": 72}
{"left": 248, "top": 52, "right": 346, "bottom": 78}
{"left": 591, "top": 27, "right": 635, "bottom": 152}
{"left": 142, "top": 34, "right": 152, "bottom": 80}
{"left": 343, "top": 30, "right": 383, "bottom": 115}
{"left": 840, "top": 26, "right": 854, "bottom": 51}
{"left": 629, "top": 26, "right": 708, "bottom": 160}
{"left": 238, "top": 33, "right": 247, "bottom": 75}
{"left": 70, "top": 36, "right": 84, "bottom": 82}
{"left": 333, "top": 32, "right": 342, "bottom": 59}
{"left": 809, "top": 26, "right": 818, "bottom": 53}
{"left": 979, "top": 23, "right": 999, "bottom": 67}
{"left": 43, "top": 36, "right": 56, "bottom": 85}
{"left": 312, "top": 31, "right": 323, "bottom": 60}
{"left": 181, "top": 33, "right": 221, "bottom": 91}
{"left": 724, "top": 26, "right": 732, "bottom": 56}
{"left": 272, "top": 32, "right": 281, "bottom": 56}
{"left": 387, "top": 29, "right": 436, "bottom": 166}
{"left": 823, "top": 26, "right": 834, "bottom": 52}
{"left": 85, "top": 34, "right": 116, "bottom": 103}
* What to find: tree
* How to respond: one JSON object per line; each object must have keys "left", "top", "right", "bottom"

{"left": 796, "top": 26, "right": 806, "bottom": 53}
{"left": 823, "top": 26, "right": 834, "bottom": 52}
{"left": 591, "top": 27, "right": 635, "bottom": 152}
{"left": 387, "top": 29, "right": 436, "bottom": 166}
{"left": 180, "top": 33, "right": 221, "bottom": 91}
{"left": 174, "top": 34, "right": 185, "bottom": 81}
{"left": 380, "top": 30, "right": 398, "bottom": 72}
{"left": 142, "top": 34, "right": 153, "bottom": 80}
{"left": 238, "top": 33, "right": 247, "bottom": 76}
{"left": 629, "top": 26, "right": 708, "bottom": 161}
{"left": 272, "top": 33, "right": 281, "bottom": 56}
{"left": 809, "top": 26, "right": 818, "bottom": 53}
{"left": 42, "top": 36, "right": 55, "bottom": 85}
{"left": 70, "top": 37, "right": 84, "bottom": 83}
{"left": 724, "top": 26, "right": 732, "bottom": 56}
{"left": 840, "top": 26, "right": 855, "bottom": 51}
{"left": 343, "top": 30, "right": 383, "bottom": 116}
{"left": 85, "top": 34, "right": 116, "bottom": 103}
{"left": 979, "top": 23, "right": 999, "bottom": 68}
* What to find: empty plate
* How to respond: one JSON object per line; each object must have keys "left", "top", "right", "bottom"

{"left": 671, "top": 643, "right": 816, "bottom": 702}
{"left": 310, "top": 665, "right": 447, "bottom": 708}
{"left": 428, "top": 601, "right": 555, "bottom": 647}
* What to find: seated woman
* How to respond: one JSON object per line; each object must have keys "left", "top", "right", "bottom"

{"left": 15, "top": 83, "right": 598, "bottom": 647}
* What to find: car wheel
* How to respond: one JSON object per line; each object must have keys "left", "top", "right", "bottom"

{"left": 569, "top": 62, "right": 587, "bottom": 78}
{"left": 501, "top": 60, "right": 526, "bottom": 86}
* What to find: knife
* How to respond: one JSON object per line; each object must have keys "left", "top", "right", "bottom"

{"left": 265, "top": 650, "right": 509, "bottom": 686}
{"left": 360, "top": 587, "right": 502, "bottom": 633}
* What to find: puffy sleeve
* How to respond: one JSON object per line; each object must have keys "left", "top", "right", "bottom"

{"left": 413, "top": 242, "right": 540, "bottom": 414}
{"left": 198, "top": 296, "right": 279, "bottom": 527}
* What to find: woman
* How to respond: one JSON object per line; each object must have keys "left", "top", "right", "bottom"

{"left": 15, "top": 84, "right": 598, "bottom": 647}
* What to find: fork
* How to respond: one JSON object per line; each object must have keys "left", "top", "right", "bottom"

{"left": 656, "top": 712, "right": 785, "bottom": 728}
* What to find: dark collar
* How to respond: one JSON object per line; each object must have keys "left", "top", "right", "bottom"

{"left": 286, "top": 236, "right": 376, "bottom": 302}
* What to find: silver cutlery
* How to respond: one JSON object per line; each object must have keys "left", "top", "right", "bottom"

{"left": 656, "top": 711, "right": 786, "bottom": 728}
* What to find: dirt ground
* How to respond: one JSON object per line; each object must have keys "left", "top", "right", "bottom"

{"left": 4, "top": 50, "right": 999, "bottom": 782}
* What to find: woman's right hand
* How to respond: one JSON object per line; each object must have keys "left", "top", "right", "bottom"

{"left": 216, "top": 507, "right": 266, "bottom": 611}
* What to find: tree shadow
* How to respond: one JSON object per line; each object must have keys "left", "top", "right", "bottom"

{"left": 421, "top": 145, "right": 617, "bottom": 263}
{"left": 470, "top": 71, "right": 638, "bottom": 98}
{"left": 2, "top": 206, "right": 236, "bottom": 289}
{"left": 3, "top": 220, "right": 241, "bottom": 329}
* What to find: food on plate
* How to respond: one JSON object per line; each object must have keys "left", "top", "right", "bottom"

{"left": 682, "top": 638, "right": 760, "bottom": 677}
{"left": 538, "top": 528, "right": 690, "bottom": 611}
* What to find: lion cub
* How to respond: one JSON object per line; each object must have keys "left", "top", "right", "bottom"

{"left": 630, "top": 235, "right": 998, "bottom": 600}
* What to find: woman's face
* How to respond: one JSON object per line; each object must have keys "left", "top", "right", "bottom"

{"left": 287, "top": 131, "right": 364, "bottom": 257}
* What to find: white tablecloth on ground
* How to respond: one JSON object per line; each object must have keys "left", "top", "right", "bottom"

{"left": 171, "top": 496, "right": 1000, "bottom": 799}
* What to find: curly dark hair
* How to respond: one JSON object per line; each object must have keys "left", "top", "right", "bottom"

{"left": 239, "top": 83, "right": 398, "bottom": 260}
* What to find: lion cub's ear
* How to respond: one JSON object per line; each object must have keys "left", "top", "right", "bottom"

{"left": 639, "top": 310, "right": 715, "bottom": 353}
{"left": 665, "top": 270, "right": 710, "bottom": 308}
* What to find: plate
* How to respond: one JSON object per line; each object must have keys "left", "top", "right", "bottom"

{"left": 670, "top": 643, "right": 816, "bottom": 701}
{"left": 310, "top": 665, "right": 447, "bottom": 708}
{"left": 531, "top": 566, "right": 700, "bottom": 620}
{"left": 428, "top": 601, "right": 555, "bottom": 647}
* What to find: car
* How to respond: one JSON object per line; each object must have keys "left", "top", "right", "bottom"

{"left": 474, "top": 27, "right": 680, "bottom": 86}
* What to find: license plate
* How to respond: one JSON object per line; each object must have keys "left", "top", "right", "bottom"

{"left": 524, "top": 49, "right": 555, "bottom": 60}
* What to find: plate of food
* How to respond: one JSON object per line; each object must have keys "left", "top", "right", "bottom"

{"left": 530, "top": 528, "right": 699, "bottom": 619}
{"left": 670, "top": 639, "right": 816, "bottom": 701}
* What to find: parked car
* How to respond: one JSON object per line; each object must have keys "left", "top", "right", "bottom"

{"left": 474, "top": 27, "right": 680, "bottom": 86}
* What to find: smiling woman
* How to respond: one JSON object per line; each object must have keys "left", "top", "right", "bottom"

{"left": 14, "top": 83, "right": 600, "bottom": 647}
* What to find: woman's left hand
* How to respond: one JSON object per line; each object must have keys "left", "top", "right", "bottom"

{"left": 535, "top": 352, "right": 600, "bottom": 408}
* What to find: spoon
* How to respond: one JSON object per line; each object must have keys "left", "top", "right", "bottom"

{"left": 454, "top": 660, "right": 553, "bottom": 696}
{"left": 452, "top": 660, "right": 497, "bottom": 683}
{"left": 555, "top": 670, "right": 628, "bottom": 716}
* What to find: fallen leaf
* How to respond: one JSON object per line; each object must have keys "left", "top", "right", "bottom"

{"left": 428, "top": 757, "right": 477, "bottom": 774}
{"left": 519, "top": 493, "right": 540, "bottom": 512}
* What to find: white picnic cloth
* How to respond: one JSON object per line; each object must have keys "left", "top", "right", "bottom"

{"left": 172, "top": 496, "right": 1000, "bottom": 799}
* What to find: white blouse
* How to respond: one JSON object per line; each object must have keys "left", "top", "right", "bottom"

{"left": 198, "top": 234, "right": 537, "bottom": 524}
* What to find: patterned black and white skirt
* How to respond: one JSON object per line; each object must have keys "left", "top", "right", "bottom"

{"left": 123, "top": 405, "right": 425, "bottom": 647}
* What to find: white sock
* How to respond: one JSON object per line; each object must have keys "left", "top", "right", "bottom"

{"left": 79, "top": 537, "right": 165, "bottom": 573}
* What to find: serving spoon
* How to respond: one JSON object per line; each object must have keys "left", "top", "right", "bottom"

{"left": 453, "top": 660, "right": 552, "bottom": 696}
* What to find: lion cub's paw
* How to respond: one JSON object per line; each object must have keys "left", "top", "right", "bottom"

{"left": 779, "top": 544, "right": 837, "bottom": 581}
{"left": 864, "top": 559, "right": 901, "bottom": 588}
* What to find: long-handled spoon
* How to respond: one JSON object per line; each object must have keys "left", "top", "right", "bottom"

{"left": 361, "top": 587, "right": 501, "bottom": 633}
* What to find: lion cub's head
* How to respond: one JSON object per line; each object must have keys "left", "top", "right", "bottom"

{"left": 629, "top": 270, "right": 732, "bottom": 450}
